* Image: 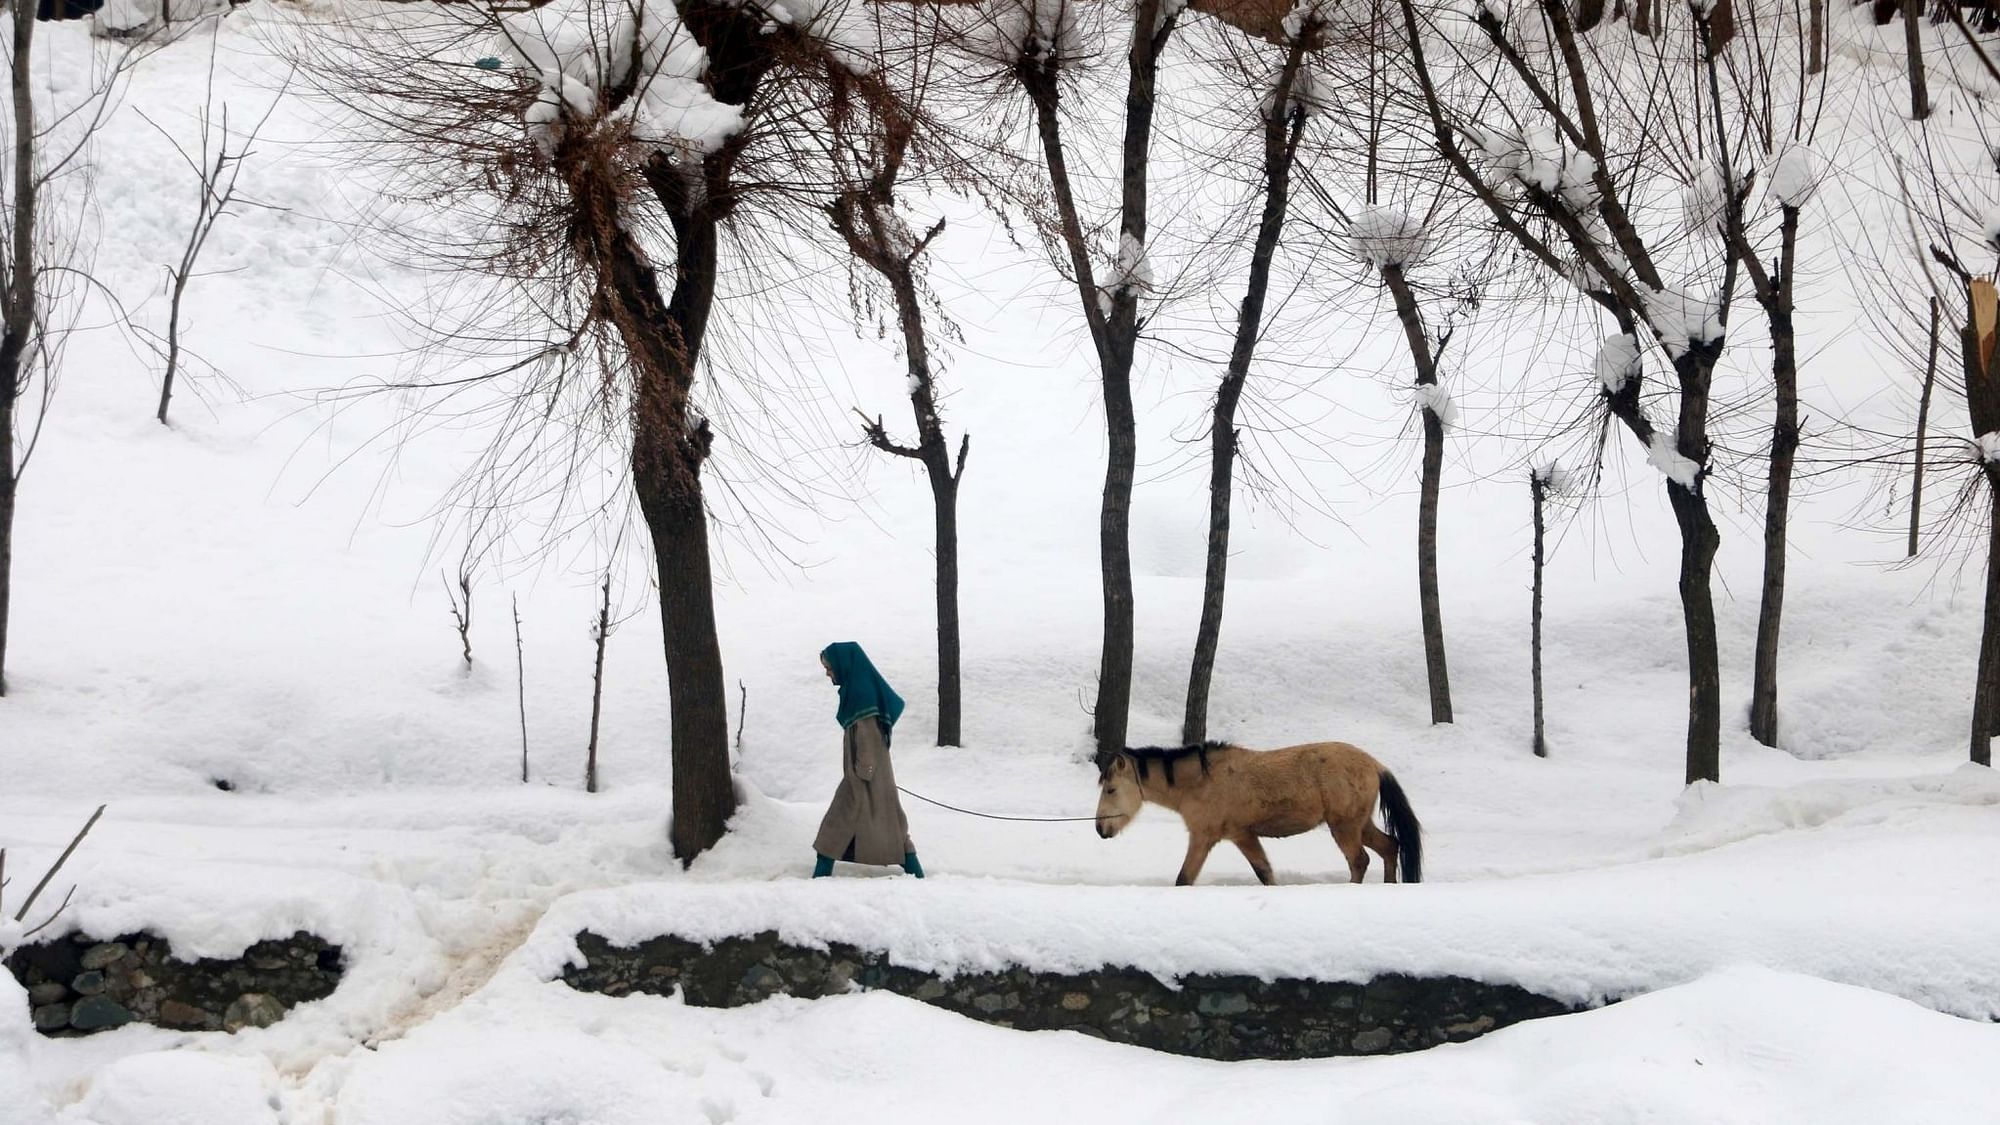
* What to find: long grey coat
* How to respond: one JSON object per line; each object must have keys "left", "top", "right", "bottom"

{"left": 813, "top": 716, "right": 914, "bottom": 865}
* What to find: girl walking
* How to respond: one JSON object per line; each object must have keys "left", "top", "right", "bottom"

{"left": 812, "top": 642, "right": 924, "bottom": 878}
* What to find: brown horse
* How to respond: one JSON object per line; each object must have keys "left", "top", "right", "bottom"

{"left": 1093, "top": 741, "right": 1422, "bottom": 887}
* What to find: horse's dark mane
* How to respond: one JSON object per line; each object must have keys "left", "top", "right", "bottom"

{"left": 1121, "top": 741, "right": 1235, "bottom": 786}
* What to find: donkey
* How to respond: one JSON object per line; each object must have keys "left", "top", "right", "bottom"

{"left": 1093, "top": 741, "right": 1422, "bottom": 887}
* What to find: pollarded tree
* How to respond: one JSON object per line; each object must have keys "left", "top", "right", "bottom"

{"left": 1394, "top": 0, "right": 1751, "bottom": 783}
{"left": 825, "top": 42, "right": 974, "bottom": 747}
{"left": 1180, "top": 6, "right": 1320, "bottom": 745}
{"left": 1296, "top": 0, "right": 1508, "bottom": 727}
{"left": 321, "top": 0, "right": 953, "bottom": 859}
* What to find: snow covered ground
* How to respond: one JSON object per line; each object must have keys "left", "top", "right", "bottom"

{"left": 5, "top": 3, "right": 2000, "bottom": 1122}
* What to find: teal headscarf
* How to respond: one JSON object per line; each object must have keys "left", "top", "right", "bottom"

{"left": 822, "top": 641, "right": 904, "bottom": 744}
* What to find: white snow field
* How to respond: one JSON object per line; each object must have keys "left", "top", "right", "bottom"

{"left": 5, "top": 2, "right": 2000, "bottom": 1122}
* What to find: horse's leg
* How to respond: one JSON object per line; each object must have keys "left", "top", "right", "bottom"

{"left": 1230, "top": 833, "right": 1275, "bottom": 886}
{"left": 1330, "top": 821, "right": 1368, "bottom": 884}
{"left": 1364, "top": 824, "right": 1399, "bottom": 884}
{"left": 1176, "top": 832, "right": 1220, "bottom": 887}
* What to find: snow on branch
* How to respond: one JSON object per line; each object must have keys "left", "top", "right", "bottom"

{"left": 1282, "top": 0, "right": 1333, "bottom": 37}
{"left": 1414, "top": 382, "right": 1455, "bottom": 428}
{"left": 1769, "top": 143, "right": 1820, "bottom": 210}
{"left": 1644, "top": 284, "right": 1724, "bottom": 358}
{"left": 1461, "top": 122, "right": 1598, "bottom": 210}
{"left": 1096, "top": 232, "right": 1152, "bottom": 315}
{"left": 1595, "top": 333, "right": 1641, "bottom": 395}
{"left": 496, "top": 0, "right": 748, "bottom": 158}
{"left": 980, "top": 0, "right": 1084, "bottom": 63}
{"left": 1647, "top": 431, "right": 1703, "bottom": 488}
{"left": 1972, "top": 432, "right": 2000, "bottom": 464}
{"left": 1348, "top": 205, "right": 1431, "bottom": 269}
{"left": 1683, "top": 166, "right": 1727, "bottom": 234}
{"left": 1981, "top": 209, "right": 2000, "bottom": 256}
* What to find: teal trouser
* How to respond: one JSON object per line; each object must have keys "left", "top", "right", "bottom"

{"left": 812, "top": 852, "right": 923, "bottom": 878}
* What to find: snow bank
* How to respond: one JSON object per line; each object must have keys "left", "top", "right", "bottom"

{"left": 68, "top": 1051, "right": 282, "bottom": 1125}
{"left": 336, "top": 1028, "right": 698, "bottom": 1125}
{"left": 0, "top": 973, "right": 53, "bottom": 1125}
{"left": 517, "top": 805, "right": 2000, "bottom": 1016}
{"left": 329, "top": 962, "right": 2000, "bottom": 1125}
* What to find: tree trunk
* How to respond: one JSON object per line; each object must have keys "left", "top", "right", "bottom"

{"left": 1749, "top": 210, "right": 1801, "bottom": 749}
{"left": 1183, "top": 43, "right": 1307, "bottom": 746}
{"left": 2, "top": 0, "right": 37, "bottom": 699}
{"left": 158, "top": 271, "right": 189, "bottom": 425}
{"left": 1018, "top": 5, "right": 1174, "bottom": 756}
{"left": 931, "top": 465, "right": 962, "bottom": 746}
{"left": 1668, "top": 342, "right": 1723, "bottom": 785}
{"left": 622, "top": 213, "right": 734, "bottom": 863}
{"left": 1184, "top": 408, "right": 1231, "bottom": 743}
{"left": 1905, "top": 0, "right": 1931, "bottom": 120}
{"left": 1530, "top": 471, "right": 1547, "bottom": 757}
{"left": 1911, "top": 295, "right": 1940, "bottom": 557}
{"left": 1381, "top": 264, "right": 1452, "bottom": 724}
{"left": 1809, "top": 0, "right": 1825, "bottom": 75}
{"left": 1974, "top": 475, "right": 2000, "bottom": 767}
{"left": 637, "top": 471, "right": 733, "bottom": 856}
{"left": 1670, "top": 479, "right": 1723, "bottom": 783}
{"left": 586, "top": 572, "right": 610, "bottom": 793}
{"left": 0, "top": 400, "right": 13, "bottom": 698}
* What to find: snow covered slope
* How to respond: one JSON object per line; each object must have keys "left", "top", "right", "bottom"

{"left": 3, "top": 2, "right": 2000, "bottom": 1121}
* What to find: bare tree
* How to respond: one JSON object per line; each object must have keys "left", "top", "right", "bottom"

{"left": 1961, "top": 278, "right": 1998, "bottom": 767}
{"left": 1706, "top": 12, "right": 1827, "bottom": 750}
{"left": 513, "top": 591, "right": 527, "bottom": 783}
{"left": 1181, "top": 14, "right": 1317, "bottom": 744}
{"left": 1529, "top": 465, "right": 1556, "bottom": 758}
{"left": 318, "top": 0, "right": 963, "bottom": 859}
{"left": 828, "top": 61, "right": 972, "bottom": 747}
{"left": 585, "top": 570, "right": 611, "bottom": 792}
{"left": 1912, "top": 295, "right": 1941, "bottom": 557}
{"left": 1394, "top": 0, "right": 1746, "bottom": 783}
{"left": 0, "top": 805, "right": 104, "bottom": 944}
{"left": 974, "top": 0, "right": 1178, "bottom": 755}
{"left": 2, "top": 12, "right": 149, "bottom": 696}
{"left": 1904, "top": 0, "right": 1931, "bottom": 121}
{"left": 142, "top": 49, "right": 283, "bottom": 425}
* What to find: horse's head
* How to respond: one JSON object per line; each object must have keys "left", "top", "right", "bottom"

{"left": 1093, "top": 749, "right": 1141, "bottom": 839}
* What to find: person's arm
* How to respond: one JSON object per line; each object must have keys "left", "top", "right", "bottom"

{"left": 852, "top": 723, "right": 878, "bottom": 781}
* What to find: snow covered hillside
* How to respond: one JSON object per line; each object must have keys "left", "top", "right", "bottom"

{"left": 4, "top": 1, "right": 2000, "bottom": 1121}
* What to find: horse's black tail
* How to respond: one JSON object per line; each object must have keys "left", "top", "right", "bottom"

{"left": 1377, "top": 769, "right": 1423, "bottom": 884}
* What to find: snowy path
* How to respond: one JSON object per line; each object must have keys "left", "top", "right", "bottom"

{"left": 8, "top": 750, "right": 2000, "bottom": 1121}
